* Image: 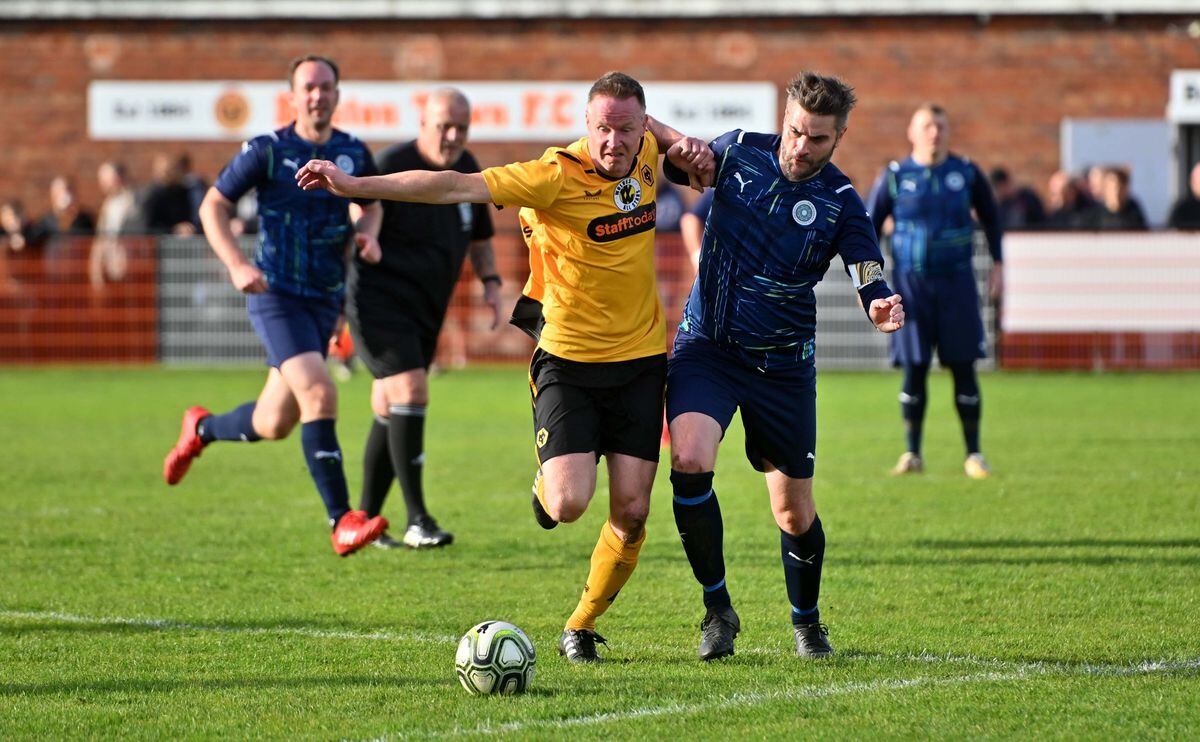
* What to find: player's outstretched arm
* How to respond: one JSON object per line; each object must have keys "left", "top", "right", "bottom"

{"left": 296, "top": 160, "right": 492, "bottom": 204}
{"left": 868, "top": 294, "right": 905, "bottom": 333}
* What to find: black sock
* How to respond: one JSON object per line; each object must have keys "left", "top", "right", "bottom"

{"left": 300, "top": 419, "right": 351, "bottom": 526}
{"left": 900, "top": 364, "right": 929, "bottom": 455}
{"left": 388, "top": 403, "right": 428, "bottom": 526}
{"left": 781, "top": 515, "right": 825, "bottom": 626}
{"left": 197, "top": 401, "right": 261, "bottom": 443}
{"left": 950, "top": 363, "right": 982, "bottom": 455}
{"left": 359, "top": 415, "right": 393, "bottom": 518}
{"left": 671, "top": 470, "right": 730, "bottom": 609}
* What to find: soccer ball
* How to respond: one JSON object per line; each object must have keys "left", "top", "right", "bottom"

{"left": 455, "top": 620, "right": 536, "bottom": 696}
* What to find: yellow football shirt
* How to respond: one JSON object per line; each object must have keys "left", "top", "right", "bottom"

{"left": 483, "top": 133, "right": 664, "bottom": 363}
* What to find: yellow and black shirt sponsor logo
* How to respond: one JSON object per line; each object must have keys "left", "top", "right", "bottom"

{"left": 588, "top": 202, "right": 656, "bottom": 242}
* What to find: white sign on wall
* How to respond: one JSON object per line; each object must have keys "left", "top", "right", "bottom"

{"left": 1002, "top": 233, "right": 1200, "bottom": 333}
{"left": 1167, "top": 69, "right": 1200, "bottom": 124}
{"left": 88, "top": 81, "right": 777, "bottom": 142}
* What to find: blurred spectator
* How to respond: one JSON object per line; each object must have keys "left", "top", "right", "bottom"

{"left": 1043, "top": 170, "right": 1090, "bottom": 230}
{"left": 989, "top": 167, "right": 1045, "bottom": 229}
{"left": 679, "top": 188, "right": 713, "bottom": 273}
{"left": 32, "top": 176, "right": 95, "bottom": 241}
{"left": 1085, "top": 164, "right": 1107, "bottom": 206}
{"left": 141, "top": 152, "right": 197, "bottom": 235}
{"left": 1, "top": 199, "right": 36, "bottom": 255}
{"left": 230, "top": 191, "right": 259, "bottom": 236}
{"left": 1079, "top": 167, "right": 1148, "bottom": 231}
{"left": 90, "top": 160, "right": 138, "bottom": 289}
{"left": 178, "top": 153, "right": 207, "bottom": 232}
{"left": 30, "top": 176, "right": 94, "bottom": 279}
{"left": 1167, "top": 162, "right": 1200, "bottom": 231}
{"left": 1, "top": 200, "right": 36, "bottom": 291}
{"left": 655, "top": 176, "right": 686, "bottom": 232}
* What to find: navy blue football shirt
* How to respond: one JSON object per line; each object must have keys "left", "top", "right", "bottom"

{"left": 214, "top": 123, "right": 377, "bottom": 298}
{"left": 866, "top": 154, "right": 1002, "bottom": 276}
{"left": 667, "top": 129, "right": 892, "bottom": 372}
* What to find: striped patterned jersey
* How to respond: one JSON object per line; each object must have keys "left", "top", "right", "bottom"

{"left": 214, "top": 123, "right": 377, "bottom": 299}
{"left": 675, "top": 129, "right": 890, "bottom": 373}
{"left": 865, "top": 154, "right": 1001, "bottom": 276}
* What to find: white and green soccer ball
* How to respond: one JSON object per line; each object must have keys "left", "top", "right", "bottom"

{"left": 455, "top": 620, "right": 536, "bottom": 696}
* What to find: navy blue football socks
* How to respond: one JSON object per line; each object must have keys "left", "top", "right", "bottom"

{"left": 900, "top": 363, "right": 930, "bottom": 455}
{"left": 950, "top": 363, "right": 982, "bottom": 454}
{"left": 300, "top": 418, "right": 351, "bottom": 525}
{"left": 671, "top": 470, "right": 731, "bottom": 609}
{"left": 197, "top": 401, "right": 262, "bottom": 443}
{"left": 782, "top": 515, "right": 825, "bottom": 626}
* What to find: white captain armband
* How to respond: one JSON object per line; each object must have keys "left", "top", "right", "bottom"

{"left": 850, "top": 261, "right": 885, "bottom": 289}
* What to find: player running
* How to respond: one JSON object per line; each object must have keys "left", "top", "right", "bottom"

{"left": 162, "top": 55, "right": 388, "bottom": 556}
{"left": 663, "top": 72, "right": 904, "bottom": 660}
{"left": 296, "top": 71, "right": 712, "bottom": 662}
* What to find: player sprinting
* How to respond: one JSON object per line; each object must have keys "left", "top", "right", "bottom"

{"left": 162, "top": 55, "right": 389, "bottom": 556}
{"left": 663, "top": 72, "right": 904, "bottom": 660}
{"left": 296, "top": 71, "right": 713, "bottom": 662}
{"left": 865, "top": 103, "right": 1002, "bottom": 480}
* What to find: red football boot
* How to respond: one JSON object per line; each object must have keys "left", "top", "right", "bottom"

{"left": 331, "top": 510, "right": 389, "bottom": 557}
{"left": 163, "top": 405, "right": 211, "bottom": 485}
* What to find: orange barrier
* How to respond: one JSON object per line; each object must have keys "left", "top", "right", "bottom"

{"left": 0, "top": 236, "right": 158, "bottom": 363}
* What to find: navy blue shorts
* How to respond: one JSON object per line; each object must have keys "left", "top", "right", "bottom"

{"left": 667, "top": 336, "right": 817, "bottom": 479}
{"left": 247, "top": 290, "right": 342, "bottom": 368}
{"left": 890, "top": 270, "right": 985, "bottom": 366}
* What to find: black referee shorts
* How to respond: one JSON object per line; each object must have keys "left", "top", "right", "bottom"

{"left": 528, "top": 348, "right": 666, "bottom": 464}
{"left": 347, "top": 289, "right": 440, "bottom": 379}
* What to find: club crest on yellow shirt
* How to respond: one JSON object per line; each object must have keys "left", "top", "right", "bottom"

{"left": 614, "top": 177, "right": 642, "bottom": 212}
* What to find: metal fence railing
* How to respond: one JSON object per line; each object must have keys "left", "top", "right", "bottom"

{"left": 14, "top": 230, "right": 1198, "bottom": 372}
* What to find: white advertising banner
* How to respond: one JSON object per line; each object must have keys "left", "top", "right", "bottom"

{"left": 1002, "top": 233, "right": 1200, "bottom": 332}
{"left": 1167, "top": 69, "right": 1200, "bottom": 123}
{"left": 88, "top": 80, "right": 777, "bottom": 142}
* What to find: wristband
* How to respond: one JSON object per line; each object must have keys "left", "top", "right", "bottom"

{"left": 480, "top": 274, "right": 502, "bottom": 286}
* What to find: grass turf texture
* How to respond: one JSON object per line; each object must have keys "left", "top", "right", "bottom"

{"left": 1, "top": 366, "right": 1198, "bottom": 739}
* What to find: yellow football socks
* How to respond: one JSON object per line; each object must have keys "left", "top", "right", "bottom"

{"left": 566, "top": 520, "right": 645, "bottom": 631}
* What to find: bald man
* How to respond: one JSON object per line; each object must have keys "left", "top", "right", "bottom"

{"left": 346, "top": 88, "right": 502, "bottom": 549}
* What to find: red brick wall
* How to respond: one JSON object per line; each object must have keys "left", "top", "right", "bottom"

{"left": 4, "top": 15, "right": 1199, "bottom": 225}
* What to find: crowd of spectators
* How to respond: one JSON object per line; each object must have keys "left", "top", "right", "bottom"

{"left": 989, "top": 162, "right": 1200, "bottom": 232}
{"left": 4, "top": 155, "right": 1200, "bottom": 296}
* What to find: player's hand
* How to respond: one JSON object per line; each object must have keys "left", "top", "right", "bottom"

{"left": 482, "top": 280, "right": 503, "bottom": 330}
{"left": 666, "top": 138, "right": 715, "bottom": 191}
{"left": 296, "top": 159, "right": 356, "bottom": 197}
{"left": 989, "top": 262, "right": 1004, "bottom": 300}
{"left": 354, "top": 232, "right": 381, "bottom": 264}
{"left": 869, "top": 294, "right": 905, "bottom": 333}
{"left": 229, "top": 262, "right": 268, "bottom": 294}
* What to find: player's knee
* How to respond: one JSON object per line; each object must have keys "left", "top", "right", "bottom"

{"left": 254, "top": 414, "right": 295, "bottom": 440}
{"left": 298, "top": 379, "right": 338, "bottom": 417}
{"left": 670, "top": 448, "right": 711, "bottom": 474}
{"left": 774, "top": 505, "right": 816, "bottom": 535}
{"left": 546, "top": 495, "right": 587, "bottom": 524}
{"left": 611, "top": 502, "right": 648, "bottom": 535}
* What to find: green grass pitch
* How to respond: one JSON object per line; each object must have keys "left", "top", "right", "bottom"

{"left": 1, "top": 366, "right": 1198, "bottom": 738}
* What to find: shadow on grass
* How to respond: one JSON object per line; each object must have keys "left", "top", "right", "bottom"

{"left": 0, "top": 674, "right": 437, "bottom": 697}
{"left": 833, "top": 537, "right": 1200, "bottom": 566}
{"left": 914, "top": 538, "right": 1200, "bottom": 550}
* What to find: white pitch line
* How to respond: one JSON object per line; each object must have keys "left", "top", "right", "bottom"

{"left": 0, "top": 609, "right": 459, "bottom": 644}
{"left": 400, "top": 657, "right": 1200, "bottom": 740}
